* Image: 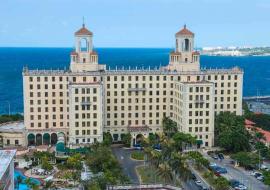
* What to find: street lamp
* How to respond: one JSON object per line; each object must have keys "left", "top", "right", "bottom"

{"left": 6, "top": 101, "right": 10, "bottom": 116}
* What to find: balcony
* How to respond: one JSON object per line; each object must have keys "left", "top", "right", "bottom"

{"left": 127, "top": 88, "right": 147, "bottom": 92}
{"left": 195, "top": 99, "right": 205, "bottom": 104}
{"left": 81, "top": 101, "right": 91, "bottom": 106}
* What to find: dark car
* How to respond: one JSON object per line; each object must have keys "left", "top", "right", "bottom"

{"left": 216, "top": 167, "right": 227, "bottom": 174}
{"left": 133, "top": 144, "right": 143, "bottom": 150}
{"left": 191, "top": 173, "right": 197, "bottom": 180}
{"left": 218, "top": 153, "right": 224, "bottom": 160}
{"left": 230, "top": 179, "right": 247, "bottom": 190}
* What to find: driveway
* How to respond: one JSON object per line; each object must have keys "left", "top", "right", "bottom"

{"left": 112, "top": 146, "right": 201, "bottom": 190}
{"left": 112, "top": 146, "right": 143, "bottom": 184}
{"left": 201, "top": 151, "right": 268, "bottom": 190}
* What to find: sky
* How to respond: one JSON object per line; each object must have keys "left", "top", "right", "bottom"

{"left": 0, "top": 0, "right": 270, "bottom": 48}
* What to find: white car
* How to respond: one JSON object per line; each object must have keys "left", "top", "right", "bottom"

{"left": 250, "top": 171, "right": 260, "bottom": 176}
{"left": 195, "top": 180, "right": 202, "bottom": 186}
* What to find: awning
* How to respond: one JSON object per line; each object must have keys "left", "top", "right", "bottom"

{"left": 196, "top": 139, "right": 203, "bottom": 145}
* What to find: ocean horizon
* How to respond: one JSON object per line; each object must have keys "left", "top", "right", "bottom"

{"left": 0, "top": 47, "right": 270, "bottom": 114}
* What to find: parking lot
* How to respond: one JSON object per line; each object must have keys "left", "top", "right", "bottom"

{"left": 202, "top": 151, "right": 268, "bottom": 190}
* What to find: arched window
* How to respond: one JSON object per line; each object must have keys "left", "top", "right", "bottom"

{"left": 184, "top": 39, "right": 189, "bottom": 51}
{"left": 80, "top": 38, "right": 88, "bottom": 52}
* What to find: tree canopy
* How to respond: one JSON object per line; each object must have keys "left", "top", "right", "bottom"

{"left": 215, "top": 112, "right": 250, "bottom": 152}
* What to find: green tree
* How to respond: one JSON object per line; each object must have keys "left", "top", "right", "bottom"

{"left": 213, "top": 177, "right": 230, "bottom": 190}
{"left": 162, "top": 116, "right": 178, "bottom": 137}
{"left": 172, "top": 132, "right": 196, "bottom": 152}
{"left": 67, "top": 153, "right": 82, "bottom": 170}
{"left": 0, "top": 114, "right": 23, "bottom": 124}
{"left": 231, "top": 152, "right": 259, "bottom": 169}
{"left": 41, "top": 156, "right": 53, "bottom": 171}
{"left": 157, "top": 163, "right": 173, "bottom": 184}
{"left": 215, "top": 112, "right": 250, "bottom": 152}
{"left": 122, "top": 133, "right": 132, "bottom": 147}
{"left": 103, "top": 132, "right": 113, "bottom": 146}
{"left": 263, "top": 171, "right": 270, "bottom": 186}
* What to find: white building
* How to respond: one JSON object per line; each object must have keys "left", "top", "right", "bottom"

{"left": 22, "top": 24, "right": 243, "bottom": 148}
{"left": 0, "top": 150, "right": 16, "bottom": 190}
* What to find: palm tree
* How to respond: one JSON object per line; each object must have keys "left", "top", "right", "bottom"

{"left": 157, "top": 163, "right": 173, "bottom": 184}
{"left": 25, "top": 178, "right": 32, "bottom": 190}
{"left": 150, "top": 149, "right": 162, "bottom": 168}
{"left": 16, "top": 176, "right": 23, "bottom": 189}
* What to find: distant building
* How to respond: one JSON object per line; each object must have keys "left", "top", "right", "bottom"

{"left": 245, "top": 119, "right": 270, "bottom": 147}
{"left": 0, "top": 150, "right": 16, "bottom": 190}
{"left": 247, "top": 101, "right": 270, "bottom": 115}
{"left": 0, "top": 121, "right": 26, "bottom": 148}
{"left": 22, "top": 24, "right": 243, "bottom": 148}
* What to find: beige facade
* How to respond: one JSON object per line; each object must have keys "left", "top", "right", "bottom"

{"left": 22, "top": 24, "right": 243, "bottom": 148}
{"left": 0, "top": 121, "right": 26, "bottom": 148}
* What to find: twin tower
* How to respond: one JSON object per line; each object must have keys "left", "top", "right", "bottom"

{"left": 70, "top": 24, "right": 200, "bottom": 72}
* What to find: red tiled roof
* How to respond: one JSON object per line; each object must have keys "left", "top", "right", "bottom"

{"left": 192, "top": 51, "right": 200, "bottom": 55}
{"left": 256, "top": 128, "right": 270, "bottom": 142}
{"left": 90, "top": 51, "right": 98, "bottom": 55}
{"left": 170, "top": 51, "right": 181, "bottom": 55}
{"left": 70, "top": 51, "right": 78, "bottom": 55}
{"left": 176, "top": 25, "right": 194, "bottom": 36}
{"left": 75, "top": 24, "right": 93, "bottom": 36}
{"left": 245, "top": 119, "right": 256, "bottom": 126}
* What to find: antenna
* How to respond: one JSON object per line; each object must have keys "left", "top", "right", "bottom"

{"left": 82, "top": 16, "right": 85, "bottom": 27}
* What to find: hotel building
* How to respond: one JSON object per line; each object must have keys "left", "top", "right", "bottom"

{"left": 22, "top": 24, "right": 243, "bottom": 148}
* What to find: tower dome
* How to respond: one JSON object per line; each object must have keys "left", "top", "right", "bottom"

{"left": 175, "top": 25, "right": 194, "bottom": 37}
{"left": 75, "top": 24, "right": 93, "bottom": 36}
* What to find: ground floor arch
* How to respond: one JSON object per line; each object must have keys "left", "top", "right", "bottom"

{"left": 43, "top": 133, "right": 50, "bottom": 145}
{"left": 28, "top": 133, "right": 35, "bottom": 146}
{"left": 51, "top": 133, "right": 58, "bottom": 145}
{"left": 135, "top": 134, "right": 144, "bottom": 145}
{"left": 36, "top": 134, "right": 42, "bottom": 146}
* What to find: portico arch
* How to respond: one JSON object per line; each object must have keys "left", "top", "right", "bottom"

{"left": 51, "top": 133, "right": 58, "bottom": 145}
{"left": 28, "top": 133, "right": 35, "bottom": 146}
{"left": 36, "top": 134, "right": 42, "bottom": 146}
{"left": 43, "top": 133, "right": 50, "bottom": 145}
{"left": 136, "top": 134, "right": 144, "bottom": 145}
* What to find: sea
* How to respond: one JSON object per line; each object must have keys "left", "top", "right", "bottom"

{"left": 0, "top": 47, "right": 270, "bottom": 114}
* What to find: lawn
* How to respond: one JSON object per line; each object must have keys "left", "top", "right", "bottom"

{"left": 136, "top": 165, "right": 166, "bottom": 184}
{"left": 131, "top": 151, "right": 145, "bottom": 160}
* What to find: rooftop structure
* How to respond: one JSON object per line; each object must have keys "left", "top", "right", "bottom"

{"left": 0, "top": 121, "right": 25, "bottom": 133}
{"left": 0, "top": 149, "right": 16, "bottom": 190}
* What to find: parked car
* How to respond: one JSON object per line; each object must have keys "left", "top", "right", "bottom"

{"left": 260, "top": 164, "right": 269, "bottom": 171}
{"left": 253, "top": 172, "right": 264, "bottom": 181}
{"left": 216, "top": 167, "right": 227, "bottom": 174}
{"left": 218, "top": 153, "right": 224, "bottom": 160}
{"left": 133, "top": 144, "right": 143, "bottom": 150}
{"left": 211, "top": 154, "right": 219, "bottom": 159}
{"left": 195, "top": 180, "right": 202, "bottom": 186}
{"left": 210, "top": 164, "right": 227, "bottom": 174}
{"left": 191, "top": 173, "right": 197, "bottom": 180}
{"left": 230, "top": 179, "right": 247, "bottom": 190}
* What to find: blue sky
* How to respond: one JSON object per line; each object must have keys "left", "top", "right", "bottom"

{"left": 0, "top": 0, "right": 270, "bottom": 47}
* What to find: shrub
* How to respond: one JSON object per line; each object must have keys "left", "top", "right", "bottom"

{"left": 131, "top": 151, "right": 145, "bottom": 160}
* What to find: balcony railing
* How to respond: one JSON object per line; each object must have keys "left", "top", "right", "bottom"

{"left": 195, "top": 99, "right": 204, "bottom": 104}
{"left": 81, "top": 101, "right": 91, "bottom": 106}
{"left": 127, "top": 88, "right": 147, "bottom": 92}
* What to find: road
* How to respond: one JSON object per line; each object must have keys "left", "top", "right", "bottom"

{"left": 112, "top": 146, "right": 201, "bottom": 190}
{"left": 112, "top": 146, "right": 143, "bottom": 183}
{"left": 201, "top": 151, "right": 268, "bottom": 190}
